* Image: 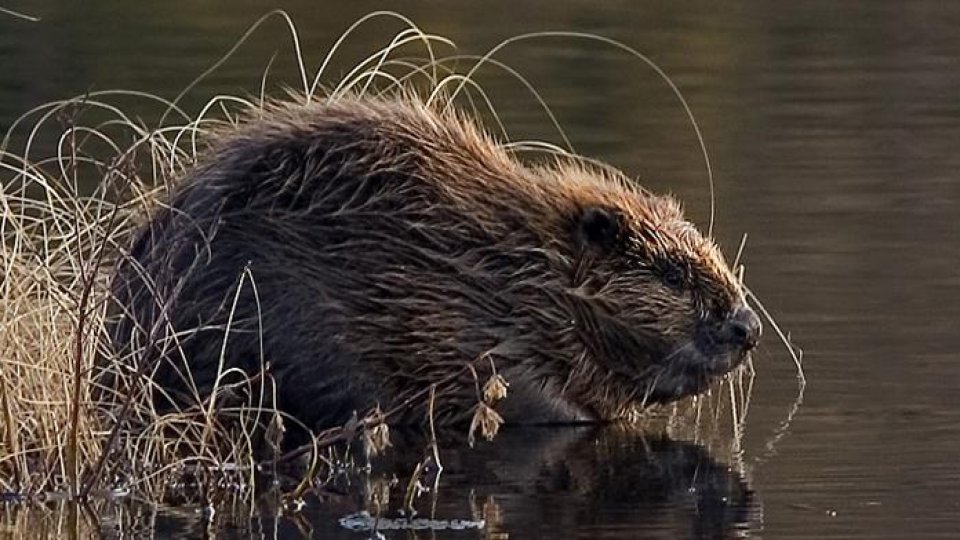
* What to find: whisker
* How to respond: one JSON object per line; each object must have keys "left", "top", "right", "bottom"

{"left": 661, "top": 340, "right": 697, "bottom": 364}
{"left": 639, "top": 367, "right": 666, "bottom": 408}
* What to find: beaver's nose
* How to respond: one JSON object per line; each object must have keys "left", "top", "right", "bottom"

{"left": 723, "top": 304, "right": 762, "bottom": 351}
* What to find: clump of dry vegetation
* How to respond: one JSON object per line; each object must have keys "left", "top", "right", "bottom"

{"left": 0, "top": 11, "right": 566, "bottom": 505}
{"left": 0, "top": 12, "right": 801, "bottom": 527}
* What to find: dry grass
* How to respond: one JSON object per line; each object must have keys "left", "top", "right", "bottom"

{"left": 0, "top": 11, "right": 802, "bottom": 522}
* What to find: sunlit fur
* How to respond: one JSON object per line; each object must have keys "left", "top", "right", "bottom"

{"left": 107, "top": 96, "right": 749, "bottom": 428}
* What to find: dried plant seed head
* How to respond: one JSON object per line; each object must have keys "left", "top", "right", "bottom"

{"left": 364, "top": 422, "right": 392, "bottom": 456}
{"left": 468, "top": 403, "right": 504, "bottom": 447}
{"left": 482, "top": 374, "right": 509, "bottom": 404}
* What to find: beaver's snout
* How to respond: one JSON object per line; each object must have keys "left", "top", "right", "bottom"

{"left": 720, "top": 304, "right": 762, "bottom": 351}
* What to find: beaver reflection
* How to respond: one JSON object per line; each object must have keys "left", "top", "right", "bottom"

{"left": 136, "top": 427, "right": 756, "bottom": 537}
{"left": 332, "top": 426, "right": 757, "bottom": 539}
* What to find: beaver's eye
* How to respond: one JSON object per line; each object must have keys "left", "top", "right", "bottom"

{"left": 576, "top": 207, "right": 622, "bottom": 252}
{"left": 662, "top": 264, "right": 686, "bottom": 291}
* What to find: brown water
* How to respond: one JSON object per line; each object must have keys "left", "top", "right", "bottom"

{"left": 2, "top": 1, "right": 959, "bottom": 538}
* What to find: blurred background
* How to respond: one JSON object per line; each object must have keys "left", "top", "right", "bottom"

{"left": 2, "top": 1, "right": 958, "bottom": 537}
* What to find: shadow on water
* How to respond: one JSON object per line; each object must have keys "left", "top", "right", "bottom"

{"left": 49, "top": 427, "right": 752, "bottom": 538}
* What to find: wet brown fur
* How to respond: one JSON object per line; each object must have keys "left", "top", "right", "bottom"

{"left": 107, "top": 95, "right": 755, "bottom": 429}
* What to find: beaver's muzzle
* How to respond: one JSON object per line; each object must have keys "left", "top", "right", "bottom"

{"left": 719, "top": 304, "right": 762, "bottom": 352}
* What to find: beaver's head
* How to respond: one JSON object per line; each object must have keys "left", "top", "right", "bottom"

{"left": 532, "top": 168, "right": 761, "bottom": 417}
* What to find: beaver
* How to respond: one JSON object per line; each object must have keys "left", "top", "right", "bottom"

{"left": 106, "top": 96, "right": 761, "bottom": 430}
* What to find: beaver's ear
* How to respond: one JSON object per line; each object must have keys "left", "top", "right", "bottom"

{"left": 575, "top": 206, "right": 623, "bottom": 252}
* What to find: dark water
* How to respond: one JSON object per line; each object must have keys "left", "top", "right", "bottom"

{"left": 2, "top": 1, "right": 959, "bottom": 538}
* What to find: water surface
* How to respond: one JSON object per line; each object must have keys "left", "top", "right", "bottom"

{"left": 2, "top": 1, "right": 959, "bottom": 537}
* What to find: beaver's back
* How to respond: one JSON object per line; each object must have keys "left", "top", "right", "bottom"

{"left": 108, "top": 98, "right": 556, "bottom": 428}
